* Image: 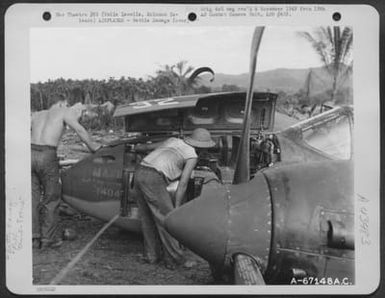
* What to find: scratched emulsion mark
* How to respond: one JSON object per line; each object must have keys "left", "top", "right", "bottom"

{"left": 6, "top": 196, "right": 25, "bottom": 260}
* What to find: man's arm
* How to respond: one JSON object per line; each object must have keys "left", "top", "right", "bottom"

{"left": 175, "top": 158, "right": 198, "bottom": 208}
{"left": 134, "top": 141, "right": 163, "bottom": 152}
{"left": 64, "top": 111, "right": 100, "bottom": 153}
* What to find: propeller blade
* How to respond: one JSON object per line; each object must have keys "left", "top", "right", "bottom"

{"left": 188, "top": 67, "right": 215, "bottom": 83}
{"left": 234, "top": 254, "right": 265, "bottom": 285}
{"left": 233, "top": 27, "right": 265, "bottom": 184}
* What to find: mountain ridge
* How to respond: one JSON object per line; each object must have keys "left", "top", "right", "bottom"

{"left": 201, "top": 66, "right": 352, "bottom": 94}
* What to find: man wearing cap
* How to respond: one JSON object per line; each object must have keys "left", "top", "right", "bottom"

{"left": 133, "top": 128, "right": 215, "bottom": 269}
{"left": 31, "top": 94, "right": 100, "bottom": 249}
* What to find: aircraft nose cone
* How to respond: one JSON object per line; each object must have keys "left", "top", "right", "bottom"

{"left": 165, "top": 185, "right": 229, "bottom": 266}
{"left": 165, "top": 173, "right": 272, "bottom": 271}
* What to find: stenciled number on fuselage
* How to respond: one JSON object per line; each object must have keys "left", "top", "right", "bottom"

{"left": 129, "top": 98, "right": 179, "bottom": 109}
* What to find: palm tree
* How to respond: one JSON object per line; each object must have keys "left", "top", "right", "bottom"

{"left": 299, "top": 26, "right": 353, "bottom": 103}
{"left": 155, "top": 60, "right": 215, "bottom": 96}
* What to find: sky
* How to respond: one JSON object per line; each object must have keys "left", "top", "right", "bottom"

{"left": 30, "top": 26, "right": 323, "bottom": 83}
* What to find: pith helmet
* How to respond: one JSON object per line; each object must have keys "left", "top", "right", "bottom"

{"left": 184, "top": 128, "right": 216, "bottom": 148}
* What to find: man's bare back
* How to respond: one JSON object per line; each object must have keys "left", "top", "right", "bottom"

{"left": 31, "top": 105, "right": 66, "bottom": 147}
{"left": 31, "top": 101, "right": 99, "bottom": 152}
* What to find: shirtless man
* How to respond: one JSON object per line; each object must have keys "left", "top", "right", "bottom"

{"left": 31, "top": 94, "right": 100, "bottom": 249}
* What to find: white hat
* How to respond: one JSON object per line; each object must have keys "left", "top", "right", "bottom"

{"left": 184, "top": 128, "right": 216, "bottom": 148}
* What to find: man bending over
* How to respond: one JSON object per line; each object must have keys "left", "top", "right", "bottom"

{"left": 31, "top": 94, "right": 100, "bottom": 249}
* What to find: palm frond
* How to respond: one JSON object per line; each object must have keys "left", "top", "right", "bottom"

{"left": 175, "top": 60, "right": 188, "bottom": 76}
{"left": 333, "top": 26, "right": 342, "bottom": 73}
{"left": 299, "top": 30, "right": 333, "bottom": 73}
{"left": 298, "top": 32, "right": 329, "bottom": 71}
{"left": 182, "top": 66, "right": 194, "bottom": 78}
{"left": 327, "top": 27, "right": 334, "bottom": 45}
{"left": 337, "top": 62, "right": 353, "bottom": 88}
{"left": 340, "top": 27, "right": 353, "bottom": 65}
{"left": 297, "top": 31, "right": 311, "bottom": 41}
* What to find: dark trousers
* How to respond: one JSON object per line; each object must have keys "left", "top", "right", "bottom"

{"left": 134, "top": 165, "right": 185, "bottom": 265}
{"left": 31, "top": 144, "right": 60, "bottom": 241}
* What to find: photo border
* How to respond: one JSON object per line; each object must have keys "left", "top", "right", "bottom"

{"left": 2, "top": 0, "right": 384, "bottom": 296}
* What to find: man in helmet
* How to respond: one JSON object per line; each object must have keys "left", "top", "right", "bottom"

{"left": 133, "top": 128, "right": 216, "bottom": 269}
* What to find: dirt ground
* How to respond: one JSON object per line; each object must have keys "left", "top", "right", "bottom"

{"left": 32, "top": 130, "right": 215, "bottom": 286}
{"left": 32, "top": 216, "right": 214, "bottom": 285}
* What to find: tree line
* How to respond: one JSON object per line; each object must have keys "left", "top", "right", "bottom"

{"left": 30, "top": 26, "right": 353, "bottom": 127}
{"left": 30, "top": 61, "right": 220, "bottom": 112}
